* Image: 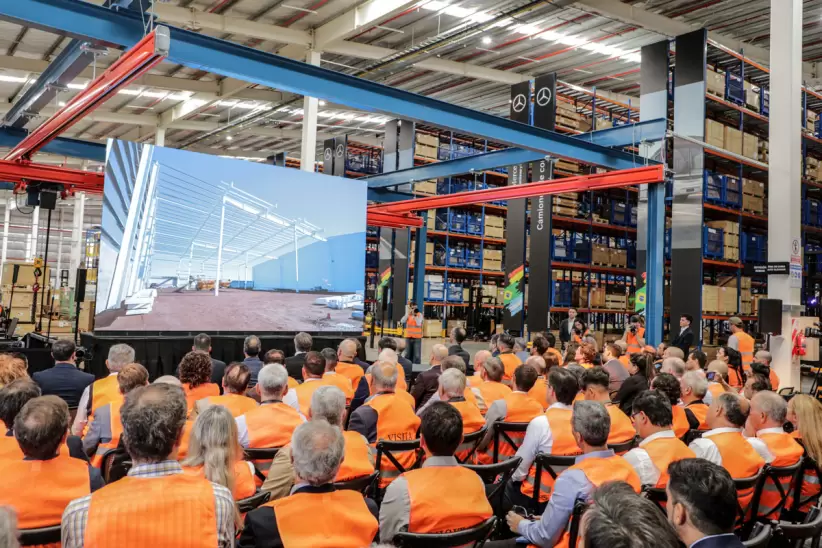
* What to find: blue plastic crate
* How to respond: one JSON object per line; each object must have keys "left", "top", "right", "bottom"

{"left": 760, "top": 88, "right": 770, "bottom": 117}
{"left": 805, "top": 199, "right": 822, "bottom": 227}
{"left": 569, "top": 232, "right": 591, "bottom": 263}
{"left": 703, "top": 227, "right": 724, "bottom": 259}
{"left": 725, "top": 70, "right": 745, "bottom": 105}
{"left": 425, "top": 281, "right": 445, "bottom": 301}
{"left": 664, "top": 228, "right": 672, "bottom": 260}
{"left": 724, "top": 175, "right": 742, "bottom": 208}
{"left": 741, "top": 232, "right": 766, "bottom": 263}
{"left": 610, "top": 201, "right": 631, "bottom": 226}
{"left": 552, "top": 281, "right": 572, "bottom": 307}
{"left": 703, "top": 170, "right": 724, "bottom": 204}
{"left": 435, "top": 210, "right": 448, "bottom": 231}
{"left": 446, "top": 283, "right": 463, "bottom": 303}
{"left": 552, "top": 235, "right": 570, "bottom": 261}
{"left": 466, "top": 212, "right": 483, "bottom": 235}
{"left": 448, "top": 210, "right": 467, "bottom": 233}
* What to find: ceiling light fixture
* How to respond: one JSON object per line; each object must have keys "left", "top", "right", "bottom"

{"left": 482, "top": 36, "right": 492, "bottom": 45}
{"left": 226, "top": 135, "right": 233, "bottom": 141}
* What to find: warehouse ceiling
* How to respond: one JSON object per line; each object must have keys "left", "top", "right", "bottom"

{"left": 0, "top": 0, "right": 818, "bottom": 167}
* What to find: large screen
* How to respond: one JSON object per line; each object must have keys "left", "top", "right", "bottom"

{"left": 95, "top": 139, "right": 366, "bottom": 332}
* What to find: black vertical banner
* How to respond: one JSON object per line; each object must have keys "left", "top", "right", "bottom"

{"left": 391, "top": 229, "right": 410, "bottom": 322}
{"left": 527, "top": 73, "right": 556, "bottom": 333}
{"left": 384, "top": 120, "right": 398, "bottom": 173}
{"left": 332, "top": 136, "right": 347, "bottom": 177}
{"left": 322, "top": 138, "right": 335, "bottom": 174}
{"left": 398, "top": 120, "right": 415, "bottom": 170}
{"left": 377, "top": 232, "right": 392, "bottom": 316}
{"left": 273, "top": 151, "right": 286, "bottom": 167}
{"left": 503, "top": 81, "right": 531, "bottom": 334}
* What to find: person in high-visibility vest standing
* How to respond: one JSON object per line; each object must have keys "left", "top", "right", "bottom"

{"left": 401, "top": 306, "right": 424, "bottom": 365}
{"left": 620, "top": 315, "right": 646, "bottom": 355}
{"left": 727, "top": 316, "right": 755, "bottom": 372}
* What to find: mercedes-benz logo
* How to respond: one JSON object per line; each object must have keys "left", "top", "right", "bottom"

{"left": 512, "top": 93, "right": 527, "bottom": 113}
{"left": 336, "top": 144, "right": 344, "bottom": 157}
{"left": 324, "top": 149, "right": 332, "bottom": 160}
{"left": 536, "top": 87, "right": 552, "bottom": 107}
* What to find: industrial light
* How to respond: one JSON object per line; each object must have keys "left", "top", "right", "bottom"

{"left": 226, "top": 135, "right": 233, "bottom": 141}
{"left": 319, "top": 100, "right": 327, "bottom": 106}
{"left": 482, "top": 36, "right": 492, "bottom": 45}
{"left": 58, "top": 101, "right": 66, "bottom": 107}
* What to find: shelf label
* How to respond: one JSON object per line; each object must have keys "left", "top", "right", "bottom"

{"left": 746, "top": 262, "right": 789, "bottom": 275}
{"left": 791, "top": 263, "right": 802, "bottom": 288}
{"left": 791, "top": 237, "right": 802, "bottom": 265}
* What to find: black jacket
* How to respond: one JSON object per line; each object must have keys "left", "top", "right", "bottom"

{"left": 285, "top": 353, "right": 306, "bottom": 381}
{"left": 33, "top": 363, "right": 94, "bottom": 409}
{"left": 448, "top": 344, "right": 471, "bottom": 368}
{"left": 210, "top": 358, "right": 226, "bottom": 393}
{"left": 670, "top": 327, "right": 695, "bottom": 357}
{"left": 558, "top": 319, "right": 575, "bottom": 344}
{"left": 410, "top": 365, "right": 442, "bottom": 408}
{"left": 243, "top": 357, "right": 264, "bottom": 388}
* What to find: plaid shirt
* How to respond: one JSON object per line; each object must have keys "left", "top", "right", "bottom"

{"left": 62, "top": 460, "right": 235, "bottom": 547}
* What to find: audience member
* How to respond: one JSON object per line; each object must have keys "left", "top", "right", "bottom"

{"left": 373, "top": 348, "right": 409, "bottom": 392}
{"left": 242, "top": 335, "right": 264, "bottom": 388}
{"left": 716, "top": 346, "right": 745, "bottom": 390}
{"left": 742, "top": 369, "right": 771, "bottom": 401}
{"left": 0, "top": 353, "right": 28, "bottom": 388}
{"left": 448, "top": 327, "right": 471, "bottom": 369}
{"left": 467, "top": 349, "right": 490, "bottom": 389}
{"left": 33, "top": 339, "right": 94, "bottom": 410}
{"left": 660, "top": 357, "right": 686, "bottom": 379}
{"left": 84, "top": 363, "right": 149, "bottom": 467}
{"left": 379, "top": 337, "right": 413, "bottom": 383}
{"left": 525, "top": 356, "right": 549, "bottom": 409}
{"left": 194, "top": 362, "right": 257, "bottom": 418}
{"left": 624, "top": 390, "right": 695, "bottom": 487}
{"left": 352, "top": 338, "right": 370, "bottom": 370}
{"left": 472, "top": 356, "right": 512, "bottom": 415}
{"left": 320, "top": 347, "right": 354, "bottom": 402}
{"left": 601, "top": 343, "right": 628, "bottom": 396}
{"left": 336, "top": 339, "right": 370, "bottom": 414}
{"left": 193, "top": 333, "right": 226, "bottom": 388}
{"left": 687, "top": 350, "right": 708, "bottom": 371}
{"left": 787, "top": 394, "right": 822, "bottom": 512}
{"left": 73, "top": 344, "right": 135, "bottom": 435}
{"left": 261, "top": 385, "right": 375, "bottom": 500}
{"left": 235, "top": 364, "right": 304, "bottom": 453}
{"left": 514, "top": 338, "right": 530, "bottom": 363}
{"left": 754, "top": 350, "right": 779, "bottom": 390}
{"left": 664, "top": 347, "right": 685, "bottom": 360}
{"left": 293, "top": 351, "right": 327, "bottom": 416}
{"left": 285, "top": 332, "right": 312, "bottom": 380}
{"left": 503, "top": 401, "right": 641, "bottom": 546}
{"left": 670, "top": 314, "right": 695, "bottom": 358}
{"left": 563, "top": 342, "right": 579, "bottom": 367}
{"left": 178, "top": 351, "right": 219, "bottom": 413}
{"left": 410, "top": 344, "right": 448, "bottom": 408}
{"left": 680, "top": 370, "right": 710, "bottom": 430}
{"left": 580, "top": 367, "right": 634, "bottom": 445}
{"left": 489, "top": 333, "right": 501, "bottom": 357}
{"left": 497, "top": 334, "right": 522, "bottom": 383}
{"left": 380, "top": 402, "right": 492, "bottom": 542}
{"left": 239, "top": 421, "right": 378, "bottom": 548}
{"left": 414, "top": 354, "right": 479, "bottom": 416}
{"left": 437, "top": 369, "right": 484, "bottom": 461}
{"left": 615, "top": 351, "right": 653, "bottom": 414}
{"left": 153, "top": 375, "right": 181, "bottom": 386}
{"left": 666, "top": 459, "right": 744, "bottom": 548}
{"left": 705, "top": 360, "right": 730, "bottom": 404}
{"left": 262, "top": 349, "right": 285, "bottom": 365}
{"left": 575, "top": 343, "right": 597, "bottom": 369}
{"left": 652, "top": 372, "right": 689, "bottom": 438}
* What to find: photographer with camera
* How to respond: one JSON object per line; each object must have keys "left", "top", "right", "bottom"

{"left": 620, "top": 315, "right": 646, "bottom": 355}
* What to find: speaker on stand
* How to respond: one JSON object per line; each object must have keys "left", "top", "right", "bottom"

{"left": 74, "top": 269, "right": 87, "bottom": 345}
{"left": 6, "top": 265, "right": 19, "bottom": 326}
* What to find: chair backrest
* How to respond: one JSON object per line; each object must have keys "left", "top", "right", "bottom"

{"left": 237, "top": 490, "right": 271, "bottom": 513}
{"left": 773, "top": 506, "right": 822, "bottom": 548}
{"left": 792, "top": 450, "right": 822, "bottom": 516}
{"left": 742, "top": 523, "right": 772, "bottom": 548}
{"left": 683, "top": 430, "right": 703, "bottom": 445}
{"left": 19, "top": 524, "right": 61, "bottom": 546}
{"left": 532, "top": 453, "right": 578, "bottom": 507}
{"left": 759, "top": 459, "right": 804, "bottom": 520}
{"left": 463, "top": 457, "right": 523, "bottom": 518}
{"left": 641, "top": 485, "right": 668, "bottom": 514}
{"left": 607, "top": 436, "right": 638, "bottom": 454}
{"left": 492, "top": 422, "right": 529, "bottom": 463}
{"left": 243, "top": 447, "right": 281, "bottom": 482}
{"left": 333, "top": 471, "right": 378, "bottom": 495}
{"left": 375, "top": 438, "right": 422, "bottom": 473}
{"left": 100, "top": 447, "right": 132, "bottom": 484}
{"left": 392, "top": 516, "right": 497, "bottom": 548}
{"left": 566, "top": 500, "right": 588, "bottom": 548}
{"left": 457, "top": 426, "right": 488, "bottom": 464}
{"left": 734, "top": 469, "right": 767, "bottom": 539}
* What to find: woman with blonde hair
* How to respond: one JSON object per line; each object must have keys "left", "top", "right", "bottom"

{"left": 181, "top": 405, "right": 256, "bottom": 504}
{"left": 0, "top": 354, "right": 27, "bottom": 388}
{"left": 787, "top": 394, "right": 822, "bottom": 513}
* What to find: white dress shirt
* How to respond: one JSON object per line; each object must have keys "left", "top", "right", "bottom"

{"left": 746, "top": 427, "right": 782, "bottom": 463}
{"left": 623, "top": 430, "right": 677, "bottom": 486}
{"left": 71, "top": 372, "right": 117, "bottom": 435}
{"left": 512, "top": 402, "right": 573, "bottom": 482}
{"left": 283, "top": 386, "right": 300, "bottom": 412}
{"left": 689, "top": 427, "right": 773, "bottom": 466}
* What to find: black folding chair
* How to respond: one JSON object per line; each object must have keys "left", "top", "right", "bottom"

{"left": 100, "top": 448, "right": 132, "bottom": 483}
{"left": 492, "top": 422, "right": 529, "bottom": 464}
{"left": 641, "top": 485, "right": 667, "bottom": 514}
{"left": 607, "top": 436, "right": 638, "bottom": 454}
{"left": 457, "top": 426, "right": 488, "bottom": 464}
{"left": 375, "top": 439, "right": 422, "bottom": 500}
{"left": 734, "top": 469, "right": 768, "bottom": 539}
{"left": 566, "top": 500, "right": 589, "bottom": 548}
{"left": 463, "top": 456, "right": 522, "bottom": 521}
{"left": 742, "top": 523, "right": 772, "bottom": 548}
{"left": 683, "top": 429, "right": 704, "bottom": 445}
{"left": 243, "top": 447, "right": 281, "bottom": 482}
{"left": 531, "top": 453, "right": 579, "bottom": 510}
{"left": 757, "top": 460, "right": 803, "bottom": 521}
{"left": 334, "top": 471, "right": 378, "bottom": 495}
{"left": 772, "top": 506, "right": 822, "bottom": 548}
{"left": 19, "top": 524, "right": 61, "bottom": 546}
{"left": 237, "top": 490, "right": 271, "bottom": 513}
{"left": 393, "top": 516, "right": 497, "bottom": 548}
{"left": 790, "top": 451, "right": 822, "bottom": 521}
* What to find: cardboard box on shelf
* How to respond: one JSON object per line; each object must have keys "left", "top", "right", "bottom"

{"left": 414, "top": 180, "right": 437, "bottom": 195}
{"left": 743, "top": 133, "right": 758, "bottom": 159}
{"left": 415, "top": 144, "right": 439, "bottom": 159}
{"left": 702, "top": 285, "right": 719, "bottom": 312}
{"left": 705, "top": 119, "right": 725, "bottom": 149}
{"left": 425, "top": 253, "right": 434, "bottom": 266}
{"left": 743, "top": 81, "right": 760, "bottom": 112}
{"left": 485, "top": 215, "right": 505, "bottom": 228}
{"left": 484, "top": 225, "right": 505, "bottom": 239}
{"left": 589, "top": 287, "right": 606, "bottom": 308}
{"left": 423, "top": 319, "right": 443, "bottom": 337}
{"left": 718, "top": 286, "right": 738, "bottom": 314}
{"left": 605, "top": 293, "right": 628, "bottom": 310}
{"left": 572, "top": 271, "right": 583, "bottom": 282}
{"left": 706, "top": 220, "right": 739, "bottom": 235}
{"left": 592, "top": 245, "right": 610, "bottom": 265}
{"left": 742, "top": 194, "right": 764, "bottom": 214}
{"left": 483, "top": 248, "right": 503, "bottom": 261}
{"left": 724, "top": 126, "right": 742, "bottom": 155}
{"left": 609, "top": 249, "right": 627, "bottom": 267}
{"left": 416, "top": 133, "right": 439, "bottom": 148}
{"left": 484, "top": 259, "right": 502, "bottom": 271}
{"left": 723, "top": 233, "right": 739, "bottom": 248}
{"left": 742, "top": 179, "right": 765, "bottom": 197}
{"left": 427, "top": 210, "right": 436, "bottom": 229}
{"left": 723, "top": 246, "right": 739, "bottom": 261}
{"left": 707, "top": 69, "right": 725, "bottom": 96}
{"left": 716, "top": 276, "right": 751, "bottom": 288}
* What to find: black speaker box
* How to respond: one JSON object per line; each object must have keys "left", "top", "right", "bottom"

{"left": 39, "top": 191, "right": 57, "bottom": 210}
{"left": 758, "top": 299, "right": 782, "bottom": 335}
{"left": 75, "top": 269, "right": 87, "bottom": 303}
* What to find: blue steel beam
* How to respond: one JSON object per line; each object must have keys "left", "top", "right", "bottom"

{"left": 0, "top": 0, "right": 654, "bottom": 172}
{"left": 362, "top": 119, "right": 667, "bottom": 189}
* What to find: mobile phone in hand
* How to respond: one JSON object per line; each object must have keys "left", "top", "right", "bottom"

{"left": 706, "top": 371, "right": 716, "bottom": 381}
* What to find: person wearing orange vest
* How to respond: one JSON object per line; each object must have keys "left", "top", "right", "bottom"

{"left": 717, "top": 346, "right": 746, "bottom": 390}
{"left": 61, "top": 383, "right": 236, "bottom": 548}
{"left": 335, "top": 339, "right": 370, "bottom": 415}
{"left": 581, "top": 367, "right": 636, "bottom": 445}
{"left": 746, "top": 391, "right": 804, "bottom": 520}
{"left": 472, "top": 356, "right": 513, "bottom": 416}
{"left": 239, "top": 420, "right": 378, "bottom": 548}
{"left": 667, "top": 459, "right": 746, "bottom": 548}
{"left": 504, "top": 400, "right": 641, "bottom": 546}
{"left": 319, "top": 348, "right": 354, "bottom": 403}
{"left": 787, "top": 394, "right": 822, "bottom": 514}
{"left": 620, "top": 315, "right": 646, "bottom": 355}
{"left": 704, "top": 360, "right": 731, "bottom": 405}
{"left": 415, "top": 355, "right": 484, "bottom": 417}
{"left": 72, "top": 343, "right": 135, "bottom": 436}
{"left": 194, "top": 362, "right": 258, "bottom": 418}
{"left": 84, "top": 363, "right": 149, "bottom": 468}
{"left": 179, "top": 350, "right": 221, "bottom": 413}
{"left": 754, "top": 350, "right": 780, "bottom": 390}
{"left": 475, "top": 363, "right": 543, "bottom": 464}
{"left": 402, "top": 306, "right": 424, "bottom": 365}
{"left": 0, "top": 395, "right": 104, "bottom": 543}
{"left": 623, "top": 390, "right": 695, "bottom": 487}
{"left": 728, "top": 316, "right": 755, "bottom": 372}
{"left": 380, "top": 402, "right": 492, "bottom": 543}
{"left": 260, "top": 385, "right": 376, "bottom": 500}
{"left": 349, "top": 361, "right": 421, "bottom": 488}
{"left": 465, "top": 349, "right": 489, "bottom": 391}
{"left": 293, "top": 351, "right": 328, "bottom": 416}
{"left": 497, "top": 334, "right": 523, "bottom": 384}
{"left": 371, "top": 348, "right": 410, "bottom": 392}
{"left": 437, "top": 369, "right": 485, "bottom": 462}
{"left": 526, "top": 356, "right": 550, "bottom": 410}
{"left": 532, "top": 334, "right": 564, "bottom": 368}
{"left": 652, "top": 373, "right": 690, "bottom": 439}
{"left": 570, "top": 319, "right": 591, "bottom": 345}
{"left": 410, "top": 344, "right": 448, "bottom": 408}
{"left": 680, "top": 370, "right": 711, "bottom": 430}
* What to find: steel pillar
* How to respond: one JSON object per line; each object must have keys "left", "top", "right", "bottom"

{"left": 299, "top": 50, "right": 321, "bottom": 173}
{"left": 413, "top": 211, "right": 427, "bottom": 314}
{"left": 1, "top": 195, "right": 10, "bottom": 271}
{"left": 69, "top": 191, "right": 84, "bottom": 288}
{"left": 155, "top": 127, "right": 166, "bottom": 147}
{"left": 215, "top": 195, "right": 225, "bottom": 297}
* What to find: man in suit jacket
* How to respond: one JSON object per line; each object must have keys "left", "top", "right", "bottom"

{"left": 242, "top": 335, "right": 264, "bottom": 388}
{"left": 378, "top": 337, "right": 412, "bottom": 385}
{"left": 33, "top": 339, "right": 94, "bottom": 410}
{"left": 193, "top": 333, "right": 226, "bottom": 391}
{"left": 558, "top": 308, "right": 578, "bottom": 350}
{"left": 448, "top": 327, "right": 471, "bottom": 372}
{"left": 285, "top": 332, "right": 312, "bottom": 381}
{"left": 667, "top": 459, "right": 745, "bottom": 548}
{"left": 670, "top": 314, "right": 695, "bottom": 358}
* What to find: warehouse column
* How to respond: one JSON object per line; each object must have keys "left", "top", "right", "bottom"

{"left": 299, "top": 50, "right": 322, "bottom": 173}
{"left": 69, "top": 192, "right": 85, "bottom": 289}
{"left": 27, "top": 206, "right": 40, "bottom": 262}
{"left": 768, "top": 0, "right": 803, "bottom": 388}
{"left": 1, "top": 194, "right": 11, "bottom": 272}
{"left": 155, "top": 127, "right": 166, "bottom": 147}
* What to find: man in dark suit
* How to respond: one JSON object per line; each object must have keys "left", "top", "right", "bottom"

{"left": 410, "top": 344, "right": 448, "bottom": 408}
{"left": 193, "top": 333, "right": 226, "bottom": 391}
{"left": 448, "top": 326, "right": 471, "bottom": 373}
{"left": 667, "top": 459, "right": 745, "bottom": 548}
{"left": 558, "top": 308, "right": 578, "bottom": 350}
{"left": 378, "top": 337, "right": 412, "bottom": 385}
{"left": 33, "top": 339, "right": 94, "bottom": 410}
{"left": 285, "top": 332, "right": 312, "bottom": 381}
{"left": 670, "top": 314, "right": 695, "bottom": 358}
{"left": 242, "top": 335, "right": 264, "bottom": 388}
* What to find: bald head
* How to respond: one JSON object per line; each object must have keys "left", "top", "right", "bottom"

{"left": 377, "top": 348, "right": 398, "bottom": 366}
{"left": 371, "top": 361, "right": 398, "bottom": 391}
{"left": 707, "top": 360, "right": 728, "bottom": 382}
{"left": 750, "top": 390, "right": 787, "bottom": 429}
{"left": 526, "top": 355, "right": 546, "bottom": 375}
{"left": 338, "top": 339, "right": 357, "bottom": 361}
{"left": 474, "top": 350, "right": 492, "bottom": 369}
{"left": 430, "top": 344, "right": 448, "bottom": 365}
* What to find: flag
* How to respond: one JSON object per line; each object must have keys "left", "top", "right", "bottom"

{"left": 634, "top": 285, "right": 646, "bottom": 311}
{"left": 504, "top": 265, "right": 525, "bottom": 316}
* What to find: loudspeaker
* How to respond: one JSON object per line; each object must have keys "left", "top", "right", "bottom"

{"left": 11, "top": 265, "right": 19, "bottom": 284}
{"left": 758, "top": 299, "right": 783, "bottom": 335}
{"left": 75, "top": 269, "right": 87, "bottom": 303}
{"left": 39, "top": 191, "right": 57, "bottom": 210}
{"left": 26, "top": 188, "right": 39, "bottom": 207}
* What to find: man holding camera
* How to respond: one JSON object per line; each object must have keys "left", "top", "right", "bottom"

{"left": 401, "top": 306, "right": 424, "bottom": 365}
{"left": 620, "top": 315, "right": 646, "bottom": 355}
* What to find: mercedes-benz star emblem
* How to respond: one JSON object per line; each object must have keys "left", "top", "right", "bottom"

{"left": 536, "top": 87, "right": 552, "bottom": 107}
{"left": 324, "top": 149, "right": 332, "bottom": 160}
{"left": 336, "top": 144, "right": 344, "bottom": 157}
{"left": 512, "top": 93, "right": 527, "bottom": 113}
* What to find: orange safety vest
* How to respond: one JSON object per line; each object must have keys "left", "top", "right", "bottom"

{"left": 405, "top": 315, "right": 423, "bottom": 339}
{"left": 295, "top": 378, "right": 327, "bottom": 416}
{"left": 475, "top": 381, "right": 512, "bottom": 415}
{"left": 364, "top": 364, "right": 409, "bottom": 392}
{"left": 756, "top": 432, "right": 804, "bottom": 519}
{"left": 84, "top": 473, "right": 218, "bottom": 547}
{"left": 246, "top": 402, "right": 304, "bottom": 449}
{"left": 181, "top": 460, "right": 257, "bottom": 501}
{"left": 287, "top": 377, "right": 299, "bottom": 390}
{"left": 554, "top": 456, "right": 641, "bottom": 548}
{"left": 573, "top": 392, "right": 585, "bottom": 404}
{"left": 769, "top": 369, "right": 780, "bottom": 391}
{"left": 201, "top": 393, "right": 258, "bottom": 418}
{"left": 499, "top": 352, "right": 523, "bottom": 382}
{"left": 0, "top": 455, "right": 90, "bottom": 533}
{"left": 177, "top": 419, "right": 195, "bottom": 460}
{"left": 643, "top": 435, "right": 696, "bottom": 487}
{"left": 522, "top": 407, "right": 582, "bottom": 502}
{"left": 708, "top": 431, "right": 765, "bottom": 511}
{"left": 337, "top": 430, "right": 376, "bottom": 482}
{"left": 91, "top": 399, "right": 124, "bottom": 468}
{"left": 364, "top": 380, "right": 416, "bottom": 410}
{"left": 476, "top": 393, "right": 543, "bottom": 465}
{"left": 84, "top": 375, "right": 121, "bottom": 436}
{"left": 404, "top": 465, "right": 493, "bottom": 534}
{"left": 671, "top": 406, "right": 690, "bottom": 439}
{"left": 626, "top": 327, "right": 646, "bottom": 354}
{"left": 365, "top": 393, "right": 421, "bottom": 488}
{"left": 183, "top": 383, "right": 220, "bottom": 413}
{"left": 547, "top": 347, "right": 564, "bottom": 367}
{"left": 618, "top": 354, "right": 631, "bottom": 371}
{"left": 336, "top": 361, "right": 365, "bottom": 393}
{"left": 467, "top": 375, "right": 483, "bottom": 388}
{"left": 605, "top": 403, "right": 636, "bottom": 446}
{"left": 322, "top": 372, "right": 355, "bottom": 402}
{"left": 728, "top": 367, "right": 744, "bottom": 389}
{"left": 735, "top": 331, "right": 755, "bottom": 371}
{"left": 269, "top": 489, "right": 378, "bottom": 548}
{"left": 0, "top": 435, "right": 22, "bottom": 461}
{"left": 707, "top": 383, "right": 725, "bottom": 402}
{"left": 686, "top": 402, "right": 710, "bottom": 430}
{"left": 529, "top": 377, "right": 549, "bottom": 410}
{"left": 463, "top": 386, "right": 480, "bottom": 408}
{"left": 449, "top": 399, "right": 486, "bottom": 462}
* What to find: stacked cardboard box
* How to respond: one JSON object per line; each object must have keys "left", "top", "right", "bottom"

{"left": 426, "top": 209, "right": 437, "bottom": 230}
{"left": 572, "top": 286, "right": 606, "bottom": 309}
{"left": 740, "top": 290, "right": 753, "bottom": 315}
{"left": 592, "top": 244, "right": 610, "bottom": 265}
{"left": 741, "top": 179, "right": 765, "bottom": 214}
{"left": 743, "top": 133, "right": 758, "bottom": 159}
{"left": 556, "top": 101, "right": 583, "bottom": 130}
{"left": 415, "top": 132, "right": 439, "bottom": 160}
{"left": 808, "top": 157, "right": 820, "bottom": 182}
{"left": 484, "top": 215, "right": 504, "bottom": 239}
{"left": 605, "top": 293, "right": 628, "bottom": 310}
{"left": 706, "top": 220, "right": 739, "bottom": 260}
{"left": 705, "top": 119, "right": 725, "bottom": 149}
{"left": 724, "top": 126, "right": 742, "bottom": 155}
{"left": 808, "top": 110, "right": 819, "bottom": 134}
{"left": 609, "top": 249, "right": 628, "bottom": 268}
{"left": 414, "top": 180, "right": 437, "bottom": 195}
{"left": 744, "top": 81, "right": 760, "bottom": 112}
{"left": 556, "top": 159, "right": 581, "bottom": 173}
{"left": 702, "top": 284, "right": 739, "bottom": 314}
{"left": 423, "top": 319, "right": 443, "bottom": 337}
{"left": 483, "top": 248, "right": 502, "bottom": 272}
{"left": 706, "top": 69, "right": 725, "bottom": 97}
{"left": 552, "top": 193, "right": 579, "bottom": 217}
{"left": 743, "top": 178, "right": 766, "bottom": 199}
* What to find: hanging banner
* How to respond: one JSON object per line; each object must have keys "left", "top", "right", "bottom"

{"left": 322, "top": 138, "right": 335, "bottom": 174}
{"left": 383, "top": 120, "right": 398, "bottom": 173}
{"left": 332, "top": 136, "right": 347, "bottom": 177}
{"left": 391, "top": 229, "right": 410, "bottom": 322}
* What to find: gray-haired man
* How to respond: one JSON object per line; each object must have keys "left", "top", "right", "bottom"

{"left": 71, "top": 343, "right": 135, "bottom": 435}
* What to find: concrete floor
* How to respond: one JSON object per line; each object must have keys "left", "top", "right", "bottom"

{"left": 95, "top": 288, "right": 362, "bottom": 332}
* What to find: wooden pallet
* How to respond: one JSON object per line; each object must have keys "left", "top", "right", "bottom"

{"left": 742, "top": 208, "right": 765, "bottom": 215}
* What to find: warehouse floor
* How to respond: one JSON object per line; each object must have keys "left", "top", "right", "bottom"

{"left": 94, "top": 288, "right": 362, "bottom": 331}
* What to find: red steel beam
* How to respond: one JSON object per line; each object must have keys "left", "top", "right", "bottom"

{"left": 369, "top": 165, "right": 665, "bottom": 215}
{"left": 0, "top": 159, "right": 104, "bottom": 193}
{"left": 366, "top": 210, "right": 424, "bottom": 229}
{"left": 5, "top": 27, "right": 169, "bottom": 162}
